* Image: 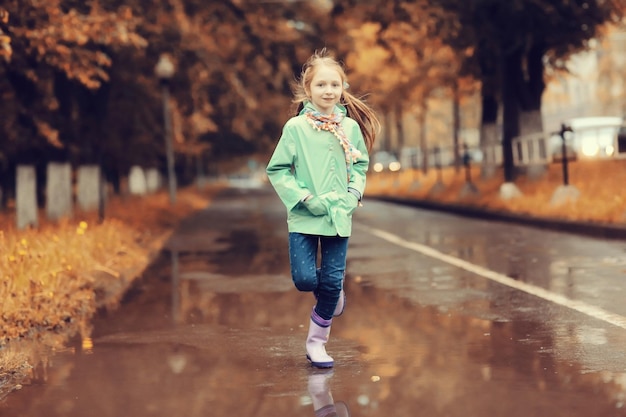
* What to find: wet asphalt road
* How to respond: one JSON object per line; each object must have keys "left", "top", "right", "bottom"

{"left": 2, "top": 183, "right": 626, "bottom": 417}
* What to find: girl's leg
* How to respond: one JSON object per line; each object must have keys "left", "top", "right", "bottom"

{"left": 314, "top": 236, "right": 349, "bottom": 320}
{"left": 314, "top": 268, "right": 346, "bottom": 317}
{"left": 288, "top": 232, "right": 319, "bottom": 292}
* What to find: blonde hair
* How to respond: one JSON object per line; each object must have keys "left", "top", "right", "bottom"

{"left": 292, "top": 49, "right": 381, "bottom": 151}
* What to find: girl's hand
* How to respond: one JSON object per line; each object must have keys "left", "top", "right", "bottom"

{"left": 303, "top": 196, "right": 327, "bottom": 216}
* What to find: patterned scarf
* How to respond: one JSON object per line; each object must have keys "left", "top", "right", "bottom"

{"left": 303, "top": 107, "right": 361, "bottom": 182}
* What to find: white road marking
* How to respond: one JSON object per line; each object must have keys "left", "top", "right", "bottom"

{"left": 363, "top": 226, "right": 626, "bottom": 330}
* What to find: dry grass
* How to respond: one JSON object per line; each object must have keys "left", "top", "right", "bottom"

{"left": 367, "top": 159, "right": 626, "bottom": 225}
{"left": 0, "top": 185, "right": 222, "bottom": 348}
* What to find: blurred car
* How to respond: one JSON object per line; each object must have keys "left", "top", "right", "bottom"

{"left": 549, "top": 116, "right": 623, "bottom": 161}
{"left": 372, "top": 151, "right": 401, "bottom": 173}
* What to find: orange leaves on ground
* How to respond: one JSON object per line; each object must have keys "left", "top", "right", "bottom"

{"left": 0, "top": 186, "right": 220, "bottom": 347}
{"left": 367, "top": 159, "right": 626, "bottom": 225}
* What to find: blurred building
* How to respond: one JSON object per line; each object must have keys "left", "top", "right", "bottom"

{"left": 542, "top": 26, "right": 626, "bottom": 133}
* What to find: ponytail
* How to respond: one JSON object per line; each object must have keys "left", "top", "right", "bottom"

{"left": 342, "top": 91, "right": 381, "bottom": 152}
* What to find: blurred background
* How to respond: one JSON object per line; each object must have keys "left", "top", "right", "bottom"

{"left": 1, "top": 0, "right": 626, "bottom": 212}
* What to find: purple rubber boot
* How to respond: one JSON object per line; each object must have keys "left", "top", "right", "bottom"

{"left": 306, "top": 309, "right": 334, "bottom": 368}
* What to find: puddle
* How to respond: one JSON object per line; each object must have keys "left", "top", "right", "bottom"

{"left": 2, "top": 187, "right": 626, "bottom": 416}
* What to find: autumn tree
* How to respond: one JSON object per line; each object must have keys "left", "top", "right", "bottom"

{"left": 0, "top": 0, "right": 328, "bottom": 199}
{"left": 0, "top": 1, "right": 148, "bottom": 202}
{"left": 329, "top": 0, "right": 466, "bottom": 172}
{"left": 430, "top": 0, "right": 626, "bottom": 184}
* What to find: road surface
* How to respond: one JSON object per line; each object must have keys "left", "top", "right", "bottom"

{"left": 2, "top": 184, "right": 626, "bottom": 417}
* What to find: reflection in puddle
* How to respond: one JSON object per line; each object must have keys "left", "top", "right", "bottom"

{"left": 575, "top": 326, "right": 608, "bottom": 346}
{"left": 306, "top": 370, "right": 350, "bottom": 417}
{"left": 3, "top": 188, "right": 626, "bottom": 416}
{"left": 8, "top": 255, "right": 625, "bottom": 415}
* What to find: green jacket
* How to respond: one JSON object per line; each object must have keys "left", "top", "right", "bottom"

{"left": 266, "top": 103, "right": 369, "bottom": 237}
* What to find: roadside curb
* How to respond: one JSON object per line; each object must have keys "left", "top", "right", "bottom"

{"left": 370, "top": 196, "right": 626, "bottom": 241}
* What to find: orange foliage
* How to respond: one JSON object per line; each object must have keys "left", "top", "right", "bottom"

{"left": 6, "top": 2, "right": 146, "bottom": 89}
{"left": 0, "top": 186, "right": 221, "bottom": 347}
{"left": 0, "top": 8, "right": 10, "bottom": 63}
{"left": 367, "top": 159, "right": 626, "bottom": 225}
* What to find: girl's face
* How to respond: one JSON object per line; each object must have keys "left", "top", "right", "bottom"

{"left": 307, "top": 65, "right": 343, "bottom": 114}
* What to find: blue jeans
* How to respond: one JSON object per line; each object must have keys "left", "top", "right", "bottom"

{"left": 288, "top": 233, "right": 348, "bottom": 320}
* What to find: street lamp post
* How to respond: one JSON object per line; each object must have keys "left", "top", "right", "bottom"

{"left": 558, "top": 123, "right": 573, "bottom": 186}
{"left": 155, "top": 53, "right": 177, "bottom": 204}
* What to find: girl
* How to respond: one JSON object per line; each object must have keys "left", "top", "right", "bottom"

{"left": 266, "top": 49, "right": 380, "bottom": 368}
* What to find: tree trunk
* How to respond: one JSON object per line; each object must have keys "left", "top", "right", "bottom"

{"left": 518, "top": 110, "right": 543, "bottom": 137}
{"left": 416, "top": 103, "right": 428, "bottom": 174}
{"left": 517, "top": 41, "right": 546, "bottom": 136}
{"left": 480, "top": 91, "right": 499, "bottom": 178}
{"left": 452, "top": 81, "right": 461, "bottom": 172}
{"left": 501, "top": 49, "right": 522, "bottom": 183}
{"left": 394, "top": 101, "right": 405, "bottom": 152}
{"left": 382, "top": 112, "right": 392, "bottom": 152}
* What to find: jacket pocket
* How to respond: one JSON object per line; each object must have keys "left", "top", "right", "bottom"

{"left": 303, "top": 196, "right": 327, "bottom": 216}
